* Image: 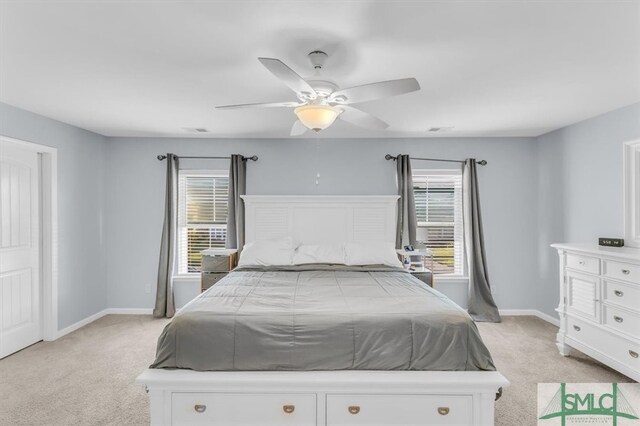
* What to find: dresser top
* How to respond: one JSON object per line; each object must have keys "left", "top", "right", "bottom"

{"left": 202, "top": 248, "right": 238, "bottom": 257}
{"left": 551, "top": 243, "right": 640, "bottom": 261}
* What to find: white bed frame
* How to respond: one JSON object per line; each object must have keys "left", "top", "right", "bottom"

{"left": 137, "top": 195, "right": 509, "bottom": 425}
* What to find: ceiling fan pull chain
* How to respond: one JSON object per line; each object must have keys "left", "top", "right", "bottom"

{"left": 315, "top": 134, "right": 321, "bottom": 188}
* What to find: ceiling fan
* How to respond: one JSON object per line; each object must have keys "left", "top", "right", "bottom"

{"left": 216, "top": 51, "right": 421, "bottom": 135}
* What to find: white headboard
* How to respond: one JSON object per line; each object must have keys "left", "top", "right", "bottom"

{"left": 241, "top": 195, "right": 399, "bottom": 245}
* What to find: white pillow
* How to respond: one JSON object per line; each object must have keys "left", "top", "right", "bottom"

{"left": 237, "top": 237, "right": 298, "bottom": 266}
{"left": 344, "top": 242, "right": 402, "bottom": 268}
{"left": 292, "top": 244, "right": 346, "bottom": 265}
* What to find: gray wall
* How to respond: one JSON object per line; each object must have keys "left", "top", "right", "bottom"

{"left": 3, "top": 98, "right": 637, "bottom": 328}
{"left": 0, "top": 102, "right": 108, "bottom": 330}
{"left": 105, "top": 136, "right": 540, "bottom": 310}
{"left": 536, "top": 102, "right": 640, "bottom": 317}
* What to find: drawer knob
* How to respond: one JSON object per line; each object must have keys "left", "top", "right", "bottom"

{"left": 438, "top": 407, "right": 450, "bottom": 416}
{"left": 630, "top": 350, "right": 639, "bottom": 359}
{"left": 622, "top": 269, "right": 630, "bottom": 275}
{"left": 573, "top": 325, "right": 581, "bottom": 332}
{"left": 194, "top": 404, "right": 207, "bottom": 413}
{"left": 282, "top": 405, "right": 295, "bottom": 414}
{"left": 614, "top": 290, "right": 624, "bottom": 297}
{"left": 348, "top": 405, "right": 361, "bottom": 415}
{"left": 579, "top": 260, "right": 585, "bottom": 265}
{"left": 614, "top": 316, "right": 624, "bottom": 323}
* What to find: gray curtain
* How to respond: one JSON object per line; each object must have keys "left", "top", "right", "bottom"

{"left": 153, "top": 153, "right": 179, "bottom": 318}
{"left": 226, "top": 154, "right": 246, "bottom": 252}
{"left": 463, "top": 159, "right": 501, "bottom": 322}
{"left": 395, "top": 154, "right": 417, "bottom": 249}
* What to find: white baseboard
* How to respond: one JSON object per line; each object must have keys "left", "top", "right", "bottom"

{"left": 499, "top": 309, "right": 539, "bottom": 316}
{"left": 499, "top": 309, "right": 560, "bottom": 327}
{"left": 104, "top": 308, "right": 154, "bottom": 315}
{"left": 55, "top": 310, "right": 108, "bottom": 339}
{"left": 54, "top": 308, "right": 154, "bottom": 339}
{"left": 533, "top": 310, "right": 560, "bottom": 327}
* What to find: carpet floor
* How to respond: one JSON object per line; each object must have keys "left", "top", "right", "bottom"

{"left": 0, "top": 315, "right": 633, "bottom": 425}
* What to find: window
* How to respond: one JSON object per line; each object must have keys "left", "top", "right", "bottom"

{"left": 177, "top": 171, "right": 229, "bottom": 274}
{"left": 413, "top": 170, "right": 464, "bottom": 276}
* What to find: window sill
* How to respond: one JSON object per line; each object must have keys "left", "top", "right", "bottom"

{"left": 173, "top": 274, "right": 200, "bottom": 284}
{"left": 434, "top": 276, "right": 469, "bottom": 285}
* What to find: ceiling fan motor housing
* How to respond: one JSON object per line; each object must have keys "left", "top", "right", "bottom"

{"left": 305, "top": 79, "right": 338, "bottom": 98}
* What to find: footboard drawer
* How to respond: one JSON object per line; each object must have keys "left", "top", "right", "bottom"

{"left": 326, "top": 394, "right": 473, "bottom": 426}
{"left": 171, "top": 393, "right": 316, "bottom": 425}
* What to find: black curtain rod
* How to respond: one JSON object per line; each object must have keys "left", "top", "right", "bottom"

{"left": 385, "top": 154, "right": 487, "bottom": 166}
{"left": 157, "top": 154, "right": 258, "bottom": 162}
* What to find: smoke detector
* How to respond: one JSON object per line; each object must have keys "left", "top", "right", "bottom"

{"left": 428, "top": 127, "right": 454, "bottom": 133}
{"left": 183, "top": 128, "right": 209, "bottom": 133}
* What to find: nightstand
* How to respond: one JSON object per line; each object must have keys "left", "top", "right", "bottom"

{"left": 200, "top": 248, "right": 238, "bottom": 292}
{"left": 396, "top": 248, "right": 434, "bottom": 287}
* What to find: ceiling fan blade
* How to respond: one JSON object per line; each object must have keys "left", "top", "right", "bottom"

{"left": 216, "top": 101, "right": 302, "bottom": 110}
{"left": 258, "top": 57, "right": 317, "bottom": 99}
{"left": 290, "top": 120, "right": 308, "bottom": 136}
{"left": 338, "top": 105, "right": 389, "bottom": 130}
{"left": 339, "top": 106, "right": 389, "bottom": 130}
{"left": 329, "top": 78, "right": 420, "bottom": 105}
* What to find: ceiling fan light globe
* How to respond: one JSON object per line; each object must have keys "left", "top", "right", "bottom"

{"left": 294, "top": 105, "right": 342, "bottom": 132}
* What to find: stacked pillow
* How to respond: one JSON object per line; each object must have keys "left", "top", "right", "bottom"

{"left": 343, "top": 242, "right": 402, "bottom": 267}
{"left": 237, "top": 237, "right": 401, "bottom": 268}
{"left": 237, "top": 237, "right": 298, "bottom": 266}
{"left": 293, "top": 243, "right": 345, "bottom": 265}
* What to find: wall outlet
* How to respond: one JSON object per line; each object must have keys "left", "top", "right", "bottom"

{"left": 145, "top": 283, "right": 152, "bottom": 294}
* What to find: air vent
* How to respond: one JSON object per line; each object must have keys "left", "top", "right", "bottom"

{"left": 183, "top": 128, "right": 209, "bottom": 133}
{"left": 428, "top": 127, "right": 454, "bottom": 132}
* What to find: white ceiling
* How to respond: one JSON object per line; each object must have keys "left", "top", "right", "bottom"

{"left": 0, "top": 1, "right": 639, "bottom": 138}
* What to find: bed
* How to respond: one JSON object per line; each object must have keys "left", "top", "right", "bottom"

{"left": 137, "top": 195, "right": 508, "bottom": 425}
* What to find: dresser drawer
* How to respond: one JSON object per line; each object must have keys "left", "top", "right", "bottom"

{"left": 202, "top": 272, "right": 227, "bottom": 291}
{"left": 603, "top": 280, "right": 640, "bottom": 312}
{"left": 603, "top": 305, "right": 640, "bottom": 340}
{"left": 172, "top": 393, "right": 316, "bottom": 425}
{"left": 202, "top": 255, "right": 231, "bottom": 272}
{"left": 326, "top": 394, "right": 472, "bottom": 426}
{"left": 566, "top": 253, "right": 600, "bottom": 275}
{"left": 566, "top": 317, "right": 640, "bottom": 375}
{"left": 604, "top": 260, "right": 640, "bottom": 284}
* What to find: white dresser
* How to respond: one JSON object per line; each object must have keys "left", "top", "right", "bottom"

{"left": 552, "top": 243, "right": 640, "bottom": 381}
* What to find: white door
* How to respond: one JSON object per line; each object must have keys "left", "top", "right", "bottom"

{"left": 0, "top": 142, "right": 40, "bottom": 358}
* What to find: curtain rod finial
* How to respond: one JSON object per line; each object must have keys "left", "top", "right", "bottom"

{"left": 249, "top": 155, "right": 258, "bottom": 161}
{"left": 385, "top": 154, "right": 396, "bottom": 161}
{"left": 157, "top": 154, "right": 167, "bottom": 161}
{"left": 478, "top": 160, "right": 487, "bottom": 166}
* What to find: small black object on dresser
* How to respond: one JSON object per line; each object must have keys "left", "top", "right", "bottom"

{"left": 599, "top": 238, "right": 624, "bottom": 247}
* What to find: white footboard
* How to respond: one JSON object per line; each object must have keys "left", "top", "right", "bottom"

{"left": 137, "top": 369, "right": 508, "bottom": 425}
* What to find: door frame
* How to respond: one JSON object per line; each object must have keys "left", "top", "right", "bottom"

{"left": 0, "top": 135, "right": 58, "bottom": 341}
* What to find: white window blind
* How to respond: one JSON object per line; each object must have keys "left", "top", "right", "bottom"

{"left": 413, "top": 170, "right": 464, "bottom": 276}
{"left": 178, "top": 172, "right": 229, "bottom": 274}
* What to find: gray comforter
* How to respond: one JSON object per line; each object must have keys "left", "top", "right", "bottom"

{"left": 151, "top": 265, "right": 495, "bottom": 372}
